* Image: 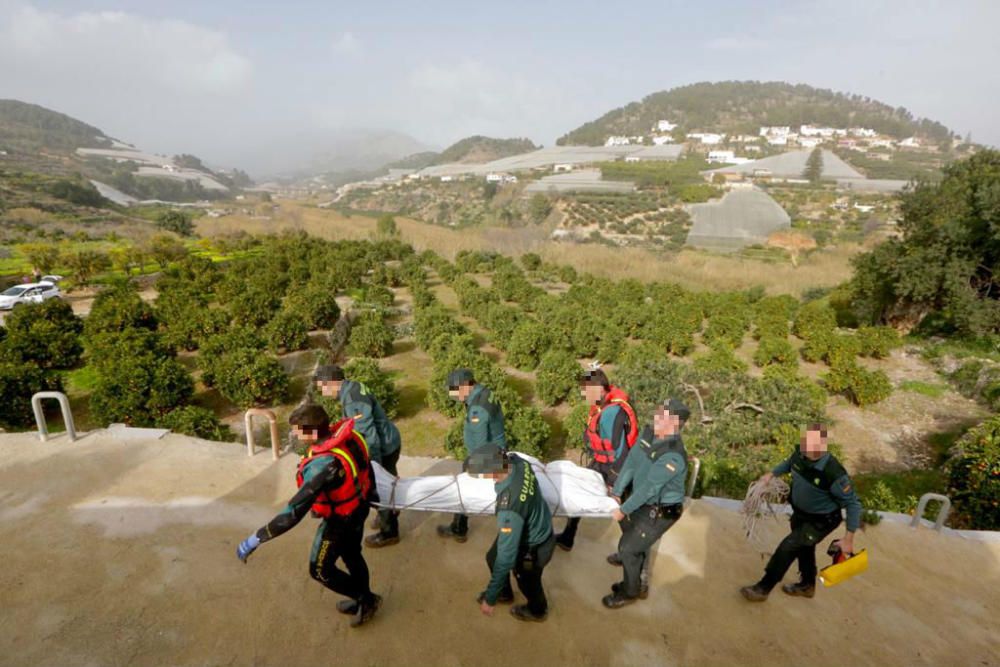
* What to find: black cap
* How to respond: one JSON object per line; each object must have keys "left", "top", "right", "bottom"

{"left": 464, "top": 445, "right": 507, "bottom": 475}
{"left": 314, "top": 365, "right": 345, "bottom": 382}
{"left": 662, "top": 398, "right": 691, "bottom": 425}
{"left": 289, "top": 403, "right": 330, "bottom": 430}
{"left": 446, "top": 368, "right": 475, "bottom": 390}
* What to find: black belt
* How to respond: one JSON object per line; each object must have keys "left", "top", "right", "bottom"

{"left": 642, "top": 503, "right": 683, "bottom": 519}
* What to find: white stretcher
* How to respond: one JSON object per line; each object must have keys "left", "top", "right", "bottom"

{"left": 371, "top": 453, "right": 619, "bottom": 517}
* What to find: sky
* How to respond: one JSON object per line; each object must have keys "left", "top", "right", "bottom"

{"left": 1, "top": 0, "right": 998, "bottom": 175}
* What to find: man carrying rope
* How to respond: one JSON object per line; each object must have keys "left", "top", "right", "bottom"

{"left": 741, "top": 423, "right": 862, "bottom": 602}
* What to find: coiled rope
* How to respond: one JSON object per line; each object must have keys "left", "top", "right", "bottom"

{"left": 741, "top": 477, "right": 790, "bottom": 555}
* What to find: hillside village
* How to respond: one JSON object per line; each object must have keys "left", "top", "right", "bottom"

{"left": 318, "top": 116, "right": 952, "bottom": 256}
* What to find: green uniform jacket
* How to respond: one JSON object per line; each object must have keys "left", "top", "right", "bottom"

{"left": 338, "top": 379, "right": 401, "bottom": 464}
{"left": 772, "top": 450, "right": 862, "bottom": 532}
{"left": 613, "top": 427, "right": 687, "bottom": 515}
{"left": 484, "top": 454, "right": 553, "bottom": 604}
{"left": 464, "top": 384, "right": 506, "bottom": 453}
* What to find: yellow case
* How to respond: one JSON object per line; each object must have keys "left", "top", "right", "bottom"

{"left": 818, "top": 548, "right": 869, "bottom": 587}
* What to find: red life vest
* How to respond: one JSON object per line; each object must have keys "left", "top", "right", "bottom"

{"left": 296, "top": 418, "right": 372, "bottom": 519}
{"left": 585, "top": 386, "right": 639, "bottom": 464}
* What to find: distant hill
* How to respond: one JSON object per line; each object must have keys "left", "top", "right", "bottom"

{"left": 384, "top": 135, "right": 541, "bottom": 172}
{"left": 557, "top": 81, "right": 957, "bottom": 146}
{"left": 435, "top": 135, "right": 539, "bottom": 164}
{"left": 0, "top": 99, "right": 111, "bottom": 152}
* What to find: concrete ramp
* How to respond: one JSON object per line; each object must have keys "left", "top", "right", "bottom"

{"left": 1, "top": 431, "right": 998, "bottom": 666}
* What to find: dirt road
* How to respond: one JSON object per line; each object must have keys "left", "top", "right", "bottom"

{"left": 1, "top": 430, "right": 998, "bottom": 666}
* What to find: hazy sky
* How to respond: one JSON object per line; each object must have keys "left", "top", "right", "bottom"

{"left": 2, "top": 0, "right": 998, "bottom": 174}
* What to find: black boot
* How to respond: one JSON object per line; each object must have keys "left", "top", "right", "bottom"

{"left": 510, "top": 604, "right": 547, "bottom": 622}
{"left": 365, "top": 533, "right": 400, "bottom": 548}
{"left": 602, "top": 592, "right": 637, "bottom": 609}
{"left": 740, "top": 584, "right": 770, "bottom": 602}
{"left": 612, "top": 581, "right": 648, "bottom": 600}
{"left": 336, "top": 599, "right": 359, "bottom": 615}
{"left": 351, "top": 594, "right": 382, "bottom": 628}
{"left": 436, "top": 524, "right": 468, "bottom": 543}
{"left": 554, "top": 532, "right": 574, "bottom": 552}
{"left": 781, "top": 581, "right": 816, "bottom": 598}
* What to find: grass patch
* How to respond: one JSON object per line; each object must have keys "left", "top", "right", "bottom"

{"left": 63, "top": 365, "right": 100, "bottom": 393}
{"left": 898, "top": 380, "right": 947, "bottom": 398}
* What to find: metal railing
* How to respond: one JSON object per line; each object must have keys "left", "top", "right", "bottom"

{"left": 31, "top": 391, "right": 77, "bottom": 442}
{"left": 911, "top": 492, "right": 951, "bottom": 531}
{"left": 686, "top": 456, "right": 701, "bottom": 500}
{"left": 244, "top": 408, "right": 280, "bottom": 460}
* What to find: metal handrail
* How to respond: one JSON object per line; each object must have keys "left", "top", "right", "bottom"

{"left": 31, "top": 391, "right": 77, "bottom": 442}
{"left": 687, "top": 456, "right": 701, "bottom": 500}
{"left": 911, "top": 492, "right": 951, "bottom": 531}
{"left": 244, "top": 408, "right": 280, "bottom": 460}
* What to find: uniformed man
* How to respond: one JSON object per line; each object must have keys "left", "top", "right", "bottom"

{"left": 603, "top": 399, "right": 689, "bottom": 608}
{"left": 740, "top": 423, "right": 863, "bottom": 602}
{"left": 315, "top": 364, "right": 403, "bottom": 548}
{"left": 235, "top": 405, "right": 382, "bottom": 627}
{"left": 555, "top": 368, "right": 638, "bottom": 563}
{"left": 470, "top": 444, "right": 556, "bottom": 623}
{"left": 437, "top": 368, "right": 507, "bottom": 542}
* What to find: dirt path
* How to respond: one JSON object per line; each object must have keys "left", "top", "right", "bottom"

{"left": 2, "top": 431, "right": 997, "bottom": 667}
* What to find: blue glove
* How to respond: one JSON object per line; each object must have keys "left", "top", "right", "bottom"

{"left": 237, "top": 534, "right": 261, "bottom": 563}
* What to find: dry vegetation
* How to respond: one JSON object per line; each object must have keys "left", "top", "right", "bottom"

{"left": 199, "top": 201, "right": 860, "bottom": 296}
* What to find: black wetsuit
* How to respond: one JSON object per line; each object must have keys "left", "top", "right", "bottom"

{"left": 255, "top": 456, "right": 375, "bottom": 605}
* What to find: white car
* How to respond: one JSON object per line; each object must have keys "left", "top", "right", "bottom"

{"left": 0, "top": 281, "right": 62, "bottom": 310}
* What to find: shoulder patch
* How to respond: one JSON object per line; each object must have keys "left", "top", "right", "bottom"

{"left": 497, "top": 490, "right": 512, "bottom": 510}
{"left": 666, "top": 462, "right": 677, "bottom": 472}
{"left": 500, "top": 527, "right": 513, "bottom": 533}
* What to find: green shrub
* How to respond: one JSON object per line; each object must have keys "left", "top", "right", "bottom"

{"left": 856, "top": 325, "right": 900, "bottom": 358}
{"left": 263, "top": 309, "right": 310, "bottom": 353}
{"left": 347, "top": 312, "right": 394, "bottom": 358}
{"left": 506, "top": 321, "right": 550, "bottom": 371}
{"left": 158, "top": 406, "right": 233, "bottom": 441}
{"left": 596, "top": 328, "right": 626, "bottom": 364}
{"left": 703, "top": 315, "right": 748, "bottom": 349}
{"left": 520, "top": 253, "right": 542, "bottom": 271}
{"left": 156, "top": 210, "right": 194, "bottom": 237}
{"left": 753, "top": 336, "right": 798, "bottom": 369}
{"left": 228, "top": 288, "right": 281, "bottom": 328}
{"left": 84, "top": 285, "right": 157, "bottom": 338}
{"left": 506, "top": 405, "right": 552, "bottom": 458}
{"left": 824, "top": 334, "right": 862, "bottom": 367}
{"left": 0, "top": 361, "right": 61, "bottom": 429}
{"left": 946, "top": 416, "right": 1000, "bottom": 530}
{"left": 285, "top": 284, "right": 341, "bottom": 330}
{"left": 90, "top": 353, "right": 194, "bottom": 426}
{"left": 343, "top": 357, "right": 399, "bottom": 419}
{"left": 536, "top": 350, "right": 582, "bottom": 406}
{"left": 414, "top": 305, "right": 466, "bottom": 351}
{"left": 645, "top": 316, "right": 695, "bottom": 357}
{"left": 360, "top": 284, "right": 395, "bottom": 309}
{"left": 823, "top": 361, "right": 892, "bottom": 406}
{"left": 213, "top": 349, "right": 289, "bottom": 409}
{"left": 0, "top": 298, "right": 83, "bottom": 369}
{"left": 155, "top": 288, "right": 228, "bottom": 351}
{"left": 693, "top": 343, "right": 748, "bottom": 375}
{"left": 793, "top": 301, "right": 837, "bottom": 340}
{"left": 562, "top": 401, "right": 591, "bottom": 449}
